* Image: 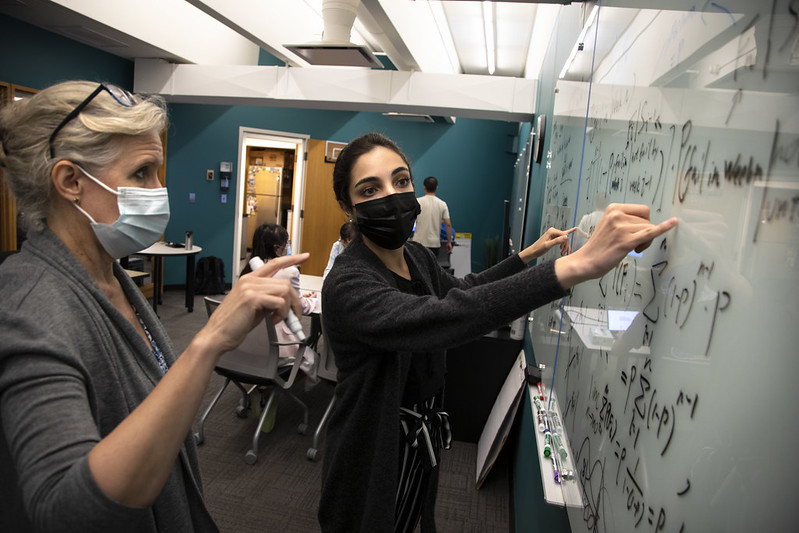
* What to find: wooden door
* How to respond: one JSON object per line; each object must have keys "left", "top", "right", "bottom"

{"left": 0, "top": 83, "right": 37, "bottom": 252}
{"left": 299, "top": 139, "right": 349, "bottom": 276}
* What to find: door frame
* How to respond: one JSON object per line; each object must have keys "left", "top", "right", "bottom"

{"left": 234, "top": 127, "right": 309, "bottom": 284}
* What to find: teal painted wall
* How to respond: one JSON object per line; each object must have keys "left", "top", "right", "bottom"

{"left": 0, "top": 15, "right": 133, "bottom": 89}
{"left": 1, "top": 13, "right": 519, "bottom": 284}
{"left": 164, "top": 105, "right": 518, "bottom": 284}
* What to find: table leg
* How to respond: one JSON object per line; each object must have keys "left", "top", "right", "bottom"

{"left": 186, "top": 254, "right": 196, "bottom": 312}
{"left": 308, "top": 314, "right": 322, "bottom": 350}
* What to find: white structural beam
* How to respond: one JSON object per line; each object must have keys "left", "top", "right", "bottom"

{"left": 47, "top": 0, "right": 259, "bottom": 65}
{"left": 134, "top": 60, "right": 537, "bottom": 122}
{"left": 368, "top": 0, "right": 457, "bottom": 74}
{"left": 186, "top": 0, "right": 325, "bottom": 67}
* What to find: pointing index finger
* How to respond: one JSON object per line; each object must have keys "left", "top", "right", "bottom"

{"left": 634, "top": 218, "right": 678, "bottom": 253}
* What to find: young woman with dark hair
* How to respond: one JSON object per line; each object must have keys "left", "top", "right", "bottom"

{"left": 243, "top": 223, "right": 318, "bottom": 370}
{"left": 318, "top": 132, "right": 676, "bottom": 532}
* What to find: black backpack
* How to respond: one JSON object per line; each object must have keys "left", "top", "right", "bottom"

{"left": 195, "top": 256, "right": 226, "bottom": 295}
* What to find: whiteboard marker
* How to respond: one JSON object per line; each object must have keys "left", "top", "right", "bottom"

{"left": 550, "top": 409, "right": 562, "bottom": 432}
{"left": 249, "top": 256, "right": 306, "bottom": 342}
{"left": 533, "top": 395, "right": 544, "bottom": 412}
{"left": 551, "top": 449, "right": 563, "bottom": 483}
{"left": 552, "top": 431, "right": 568, "bottom": 460}
{"left": 544, "top": 429, "right": 563, "bottom": 483}
{"left": 542, "top": 414, "right": 553, "bottom": 457}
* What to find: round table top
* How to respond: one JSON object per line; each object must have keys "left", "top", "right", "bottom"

{"left": 299, "top": 274, "right": 323, "bottom": 293}
{"left": 137, "top": 241, "right": 202, "bottom": 256}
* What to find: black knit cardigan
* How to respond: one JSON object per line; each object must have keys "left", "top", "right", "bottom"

{"left": 318, "top": 239, "right": 567, "bottom": 532}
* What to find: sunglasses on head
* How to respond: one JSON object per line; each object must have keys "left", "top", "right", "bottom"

{"left": 48, "top": 83, "right": 137, "bottom": 159}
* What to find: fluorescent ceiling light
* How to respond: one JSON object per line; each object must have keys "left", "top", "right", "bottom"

{"left": 483, "top": 1, "right": 495, "bottom": 75}
{"left": 559, "top": 4, "right": 599, "bottom": 79}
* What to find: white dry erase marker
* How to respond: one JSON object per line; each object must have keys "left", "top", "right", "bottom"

{"left": 249, "top": 256, "right": 306, "bottom": 342}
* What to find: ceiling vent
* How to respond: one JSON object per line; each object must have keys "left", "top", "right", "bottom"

{"left": 285, "top": 43, "right": 381, "bottom": 68}
{"left": 285, "top": 0, "right": 382, "bottom": 68}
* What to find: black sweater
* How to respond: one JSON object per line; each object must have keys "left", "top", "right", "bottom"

{"left": 318, "top": 239, "right": 567, "bottom": 532}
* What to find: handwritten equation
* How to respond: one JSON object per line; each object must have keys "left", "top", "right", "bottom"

{"left": 573, "top": 356, "right": 699, "bottom": 533}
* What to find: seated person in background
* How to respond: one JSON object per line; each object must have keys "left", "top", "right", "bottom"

{"left": 242, "top": 223, "right": 317, "bottom": 373}
{"left": 323, "top": 221, "right": 357, "bottom": 280}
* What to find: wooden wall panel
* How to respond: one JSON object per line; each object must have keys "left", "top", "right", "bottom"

{"left": 0, "top": 82, "right": 17, "bottom": 252}
{"left": 299, "top": 139, "right": 348, "bottom": 276}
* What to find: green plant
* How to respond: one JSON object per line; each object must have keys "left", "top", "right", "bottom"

{"left": 484, "top": 236, "right": 499, "bottom": 268}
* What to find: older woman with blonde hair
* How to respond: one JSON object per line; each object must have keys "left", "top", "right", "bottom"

{"left": 0, "top": 80, "right": 307, "bottom": 532}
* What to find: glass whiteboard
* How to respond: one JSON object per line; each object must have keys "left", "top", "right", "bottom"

{"left": 530, "top": 1, "right": 798, "bottom": 531}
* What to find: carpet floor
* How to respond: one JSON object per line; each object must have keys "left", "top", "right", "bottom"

{"left": 156, "top": 287, "right": 511, "bottom": 532}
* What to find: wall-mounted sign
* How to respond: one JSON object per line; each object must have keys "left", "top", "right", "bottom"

{"left": 325, "top": 141, "right": 348, "bottom": 163}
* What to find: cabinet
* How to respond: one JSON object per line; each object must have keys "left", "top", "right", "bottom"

{"left": 443, "top": 328, "right": 522, "bottom": 443}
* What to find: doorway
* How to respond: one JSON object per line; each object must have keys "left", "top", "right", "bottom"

{"left": 234, "top": 127, "right": 309, "bottom": 283}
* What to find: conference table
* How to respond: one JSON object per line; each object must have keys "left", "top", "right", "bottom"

{"left": 299, "top": 274, "right": 323, "bottom": 307}
{"left": 137, "top": 241, "right": 202, "bottom": 315}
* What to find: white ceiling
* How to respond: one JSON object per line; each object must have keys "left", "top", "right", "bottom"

{"left": 1, "top": 0, "right": 786, "bottom": 121}
{"left": 0, "top": 0, "right": 568, "bottom": 78}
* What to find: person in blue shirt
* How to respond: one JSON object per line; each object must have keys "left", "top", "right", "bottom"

{"left": 440, "top": 221, "right": 453, "bottom": 242}
{"left": 323, "top": 221, "right": 357, "bottom": 280}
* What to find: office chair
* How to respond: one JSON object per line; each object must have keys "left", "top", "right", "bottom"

{"left": 195, "top": 297, "right": 310, "bottom": 464}
{"left": 306, "top": 316, "right": 338, "bottom": 461}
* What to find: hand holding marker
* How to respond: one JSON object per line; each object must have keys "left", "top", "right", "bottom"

{"left": 249, "top": 256, "right": 306, "bottom": 342}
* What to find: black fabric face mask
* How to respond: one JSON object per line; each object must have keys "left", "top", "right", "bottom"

{"left": 354, "top": 192, "right": 421, "bottom": 250}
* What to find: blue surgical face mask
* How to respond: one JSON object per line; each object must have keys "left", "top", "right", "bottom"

{"left": 73, "top": 165, "right": 170, "bottom": 259}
